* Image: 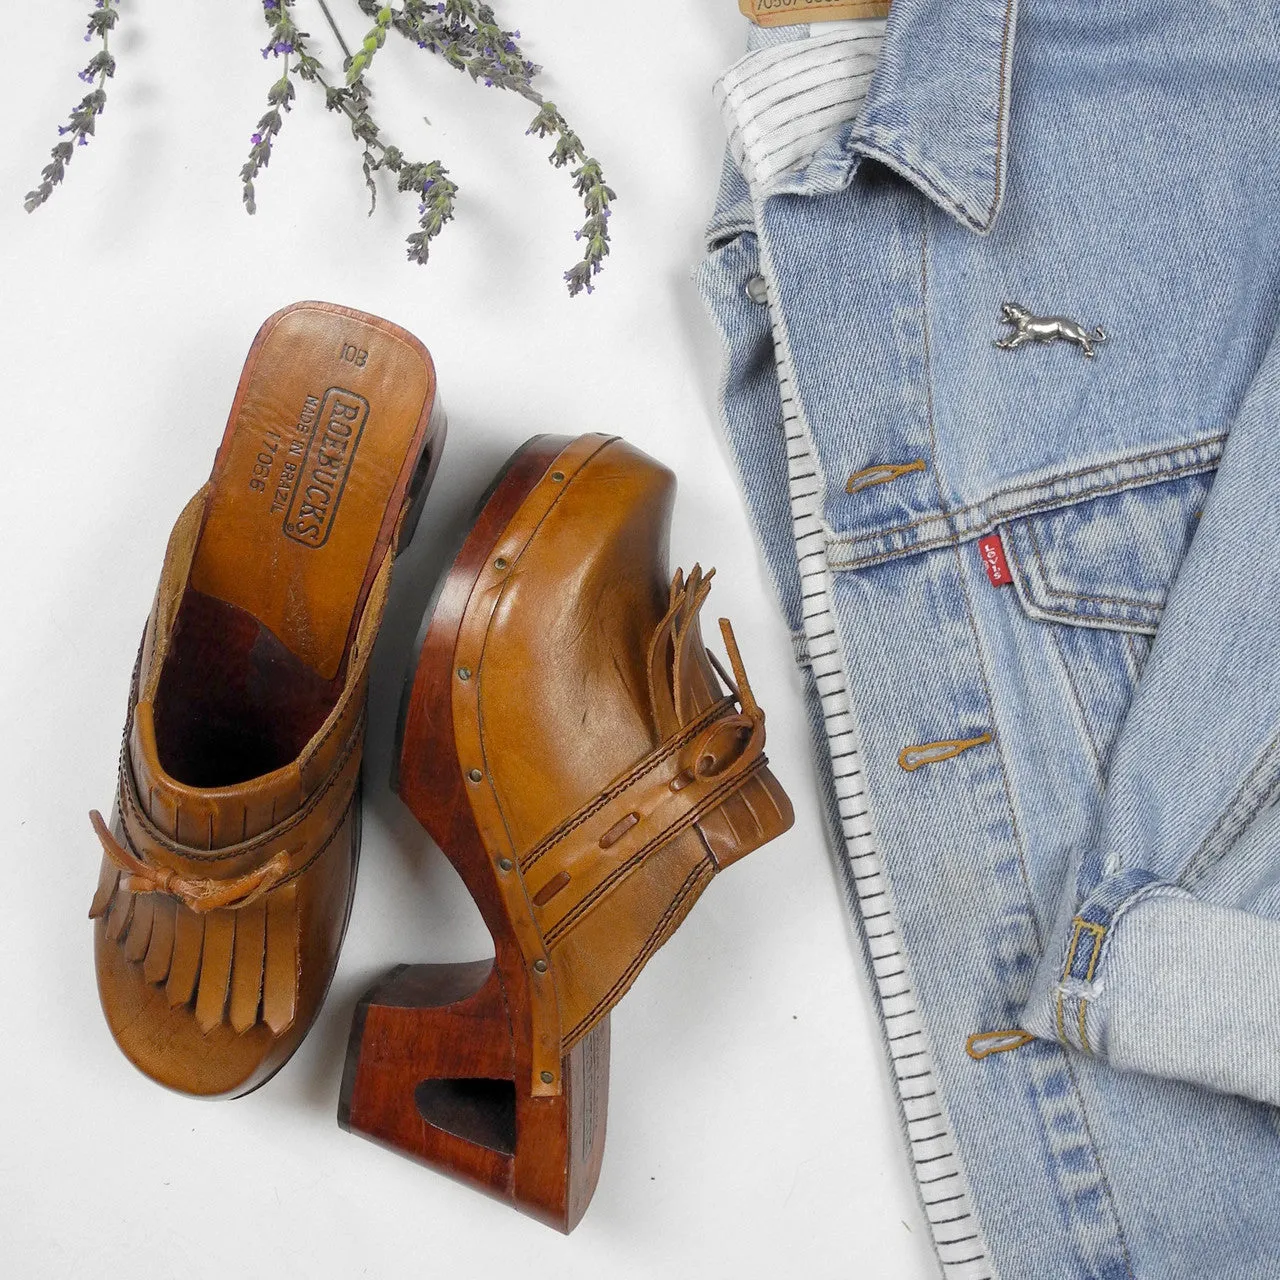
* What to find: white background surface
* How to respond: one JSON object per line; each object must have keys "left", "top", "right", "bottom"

{"left": 0, "top": 3, "right": 933, "bottom": 1276}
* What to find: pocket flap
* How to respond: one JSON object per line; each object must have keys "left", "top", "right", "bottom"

{"left": 1001, "top": 472, "right": 1213, "bottom": 635}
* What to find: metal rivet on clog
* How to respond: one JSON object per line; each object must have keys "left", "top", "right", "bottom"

{"left": 467, "top": 768, "right": 483, "bottom": 783}
{"left": 533, "top": 959, "right": 548, "bottom": 973}
{"left": 498, "top": 857, "right": 514, "bottom": 872}
{"left": 540, "top": 1070, "right": 554, "bottom": 1084}
{"left": 551, "top": 471, "right": 565, "bottom": 482}
{"left": 457, "top": 666, "right": 472, "bottom": 681}
{"left": 745, "top": 275, "right": 769, "bottom": 305}
{"left": 494, "top": 557, "right": 508, "bottom": 570}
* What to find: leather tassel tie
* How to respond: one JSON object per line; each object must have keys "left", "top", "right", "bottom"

{"left": 647, "top": 567, "right": 769, "bottom": 780}
{"left": 690, "top": 618, "right": 766, "bottom": 777}
{"left": 88, "top": 810, "right": 293, "bottom": 914}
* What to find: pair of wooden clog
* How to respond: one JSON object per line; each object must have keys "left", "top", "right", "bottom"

{"left": 89, "top": 303, "right": 793, "bottom": 1231}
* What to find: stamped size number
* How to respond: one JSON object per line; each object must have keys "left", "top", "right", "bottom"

{"left": 340, "top": 343, "right": 369, "bottom": 369}
{"left": 248, "top": 432, "right": 281, "bottom": 493}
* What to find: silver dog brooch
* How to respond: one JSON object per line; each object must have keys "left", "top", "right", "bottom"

{"left": 995, "top": 303, "right": 1109, "bottom": 359}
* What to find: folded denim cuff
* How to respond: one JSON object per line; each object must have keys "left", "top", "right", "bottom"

{"left": 1022, "top": 871, "right": 1280, "bottom": 1108}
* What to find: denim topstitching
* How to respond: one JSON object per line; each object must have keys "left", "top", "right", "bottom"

{"left": 827, "top": 438, "right": 1228, "bottom": 571}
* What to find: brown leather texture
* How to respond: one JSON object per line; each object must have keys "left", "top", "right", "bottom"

{"left": 90, "top": 301, "right": 442, "bottom": 1098}
{"left": 446, "top": 435, "right": 794, "bottom": 1072}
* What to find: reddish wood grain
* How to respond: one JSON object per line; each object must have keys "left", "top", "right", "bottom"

{"left": 339, "top": 436, "right": 610, "bottom": 1232}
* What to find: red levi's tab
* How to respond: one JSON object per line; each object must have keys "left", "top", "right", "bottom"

{"left": 978, "top": 533, "right": 1013, "bottom": 587}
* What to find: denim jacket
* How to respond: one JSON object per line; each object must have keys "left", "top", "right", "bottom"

{"left": 699, "top": 2, "right": 1280, "bottom": 1276}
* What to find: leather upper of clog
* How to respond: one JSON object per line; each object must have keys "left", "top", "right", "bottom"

{"left": 90, "top": 488, "right": 392, "bottom": 1098}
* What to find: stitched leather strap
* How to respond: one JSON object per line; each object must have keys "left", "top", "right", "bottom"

{"left": 525, "top": 699, "right": 768, "bottom": 947}
{"left": 113, "top": 709, "right": 363, "bottom": 885}
{"left": 520, "top": 695, "right": 735, "bottom": 874}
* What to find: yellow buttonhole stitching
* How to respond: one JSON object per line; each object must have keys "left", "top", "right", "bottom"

{"left": 845, "top": 459, "right": 927, "bottom": 496}
{"left": 898, "top": 733, "right": 993, "bottom": 772}
{"left": 966, "top": 1029, "right": 1036, "bottom": 1061}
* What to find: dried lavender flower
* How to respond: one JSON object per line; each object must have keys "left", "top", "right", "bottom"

{"left": 311, "top": 2, "right": 456, "bottom": 263}
{"left": 346, "top": 5, "right": 394, "bottom": 83}
{"left": 528, "top": 105, "right": 616, "bottom": 297}
{"left": 24, "top": 1, "right": 120, "bottom": 214}
{"left": 241, "top": 1, "right": 302, "bottom": 215}
{"left": 375, "top": 0, "right": 616, "bottom": 294}
{"left": 399, "top": 160, "right": 459, "bottom": 264}
{"left": 27, "top": 0, "right": 614, "bottom": 296}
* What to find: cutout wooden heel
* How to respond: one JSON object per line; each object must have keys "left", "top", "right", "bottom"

{"left": 340, "top": 433, "right": 793, "bottom": 1229}
{"left": 340, "top": 961, "right": 610, "bottom": 1232}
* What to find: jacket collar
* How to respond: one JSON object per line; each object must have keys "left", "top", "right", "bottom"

{"left": 848, "top": 0, "right": 1020, "bottom": 233}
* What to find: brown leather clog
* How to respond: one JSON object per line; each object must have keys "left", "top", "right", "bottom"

{"left": 340, "top": 434, "right": 794, "bottom": 1229}
{"left": 89, "top": 302, "right": 444, "bottom": 1098}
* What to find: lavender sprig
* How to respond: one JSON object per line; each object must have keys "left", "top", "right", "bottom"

{"left": 346, "top": 5, "right": 394, "bottom": 83}
{"left": 390, "top": 0, "right": 539, "bottom": 91}
{"left": 528, "top": 104, "right": 615, "bottom": 297}
{"left": 398, "top": 159, "right": 459, "bottom": 264}
{"left": 326, "top": 76, "right": 382, "bottom": 212}
{"left": 24, "top": 1, "right": 119, "bottom": 213}
{"left": 367, "top": 0, "right": 615, "bottom": 295}
{"left": 315, "top": 3, "right": 457, "bottom": 261}
{"left": 29, "top": 0, "right": 612, "bottom": 294}
{"left": 241, "top": 0, "right": 321, "bottom": 214}
{"left": 332, "top": 6, "right": 393, "bottom": 210}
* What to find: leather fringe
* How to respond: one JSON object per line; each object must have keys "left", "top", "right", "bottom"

{"left": 89, "top": 853, "right": 298, "bottom": 1036}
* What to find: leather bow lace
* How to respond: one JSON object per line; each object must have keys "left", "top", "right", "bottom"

{"left": 89, "top": 809, "right": 293, "bottom": 914}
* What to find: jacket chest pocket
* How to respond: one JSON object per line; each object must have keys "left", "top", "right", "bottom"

{"left": 997, "top": 471, "right": 1214, "bottom": 770}
{"left": 1000, "top": 472, "right": 1213, "bottom": 638}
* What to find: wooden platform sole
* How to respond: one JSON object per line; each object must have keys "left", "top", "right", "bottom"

{"left": 339, "top": 436, "right": 611, "bottom": 1232}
